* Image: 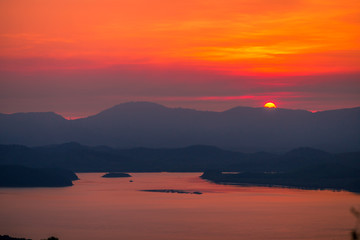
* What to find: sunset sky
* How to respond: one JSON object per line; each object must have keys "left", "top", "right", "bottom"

{"left": 1, "top": 0, "right": 359, "bottom": 117}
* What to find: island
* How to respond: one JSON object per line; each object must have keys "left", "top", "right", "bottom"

{"left": 102, "top": 172, "right": 132, "bottom": 178}
{"left": 0, "top": 235, "right": 58, "bottom": 240}
{"left": 0, "top": 165, "right": 77, "bottom": 187}
{"left": 140, "top": 189, "right": 202, "bottom": 194}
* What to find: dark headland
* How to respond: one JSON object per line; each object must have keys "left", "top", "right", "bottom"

{"left": 201, "top": 165, "right": 360, "bottom": 193}
{"left": 0, "top": 165, "right": 78, "bottom": 187}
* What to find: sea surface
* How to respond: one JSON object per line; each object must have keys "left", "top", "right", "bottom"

{"left": 0, "top": 172, "right": 359, "bottom": 240}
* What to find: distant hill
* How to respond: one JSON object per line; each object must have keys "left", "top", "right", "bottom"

{"left": 0, "top": 143, "right": 359, "bottom": 173}
{"left": 0, "top": 102, "right": 359, "bottom": 152}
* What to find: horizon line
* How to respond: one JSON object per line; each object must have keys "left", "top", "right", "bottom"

{"left": 1, "top": 101, "right": 360, "bottom": 120}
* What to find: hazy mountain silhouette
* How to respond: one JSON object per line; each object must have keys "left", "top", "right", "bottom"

{"left": 1, "top": 143, "right": 359, "bottom": 173}
{"left": 271, "top": 147, "right": 336, "bottom": 171}
{"left": 1, "top": 102, "right": 359, "bottom": 152}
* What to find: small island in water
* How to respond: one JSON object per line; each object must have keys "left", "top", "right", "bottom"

{"left": 0, "top": 235, "right": 59, "bottom": 240}
{"left": 102, "top": 172, "right": 132, "bottom": 178}
{"left": 140, "top": 189, "right": 202, "bottom": 194}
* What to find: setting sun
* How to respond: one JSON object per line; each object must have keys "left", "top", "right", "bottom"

{"left": 264, "top": 102, "right": 277, "bottom": 108}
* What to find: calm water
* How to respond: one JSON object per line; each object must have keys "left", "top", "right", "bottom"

{"left": 1, "top": 173, "right": 359, "bottom": 240}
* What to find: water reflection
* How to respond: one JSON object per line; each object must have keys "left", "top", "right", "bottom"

{"left": 0, "top": 173, "right": 359, "bottom": 240}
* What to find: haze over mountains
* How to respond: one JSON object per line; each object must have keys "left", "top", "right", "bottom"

{"left": 1, "top": 102, "right": 359, "bottom": 152}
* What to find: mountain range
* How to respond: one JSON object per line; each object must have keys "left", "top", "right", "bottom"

{"left": 1, "top": 142, "right": 359, "bottom": 173}
{"left": 1, "top": 102, "right": 359, "bottom": 152}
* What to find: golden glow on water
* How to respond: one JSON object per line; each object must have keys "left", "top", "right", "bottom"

{"left": 0, "top": 173, "right": 359, "bottom": 240}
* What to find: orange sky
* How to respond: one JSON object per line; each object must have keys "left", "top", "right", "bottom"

{"left": 0, "top": 0, "right": 359, "bottom": 116}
